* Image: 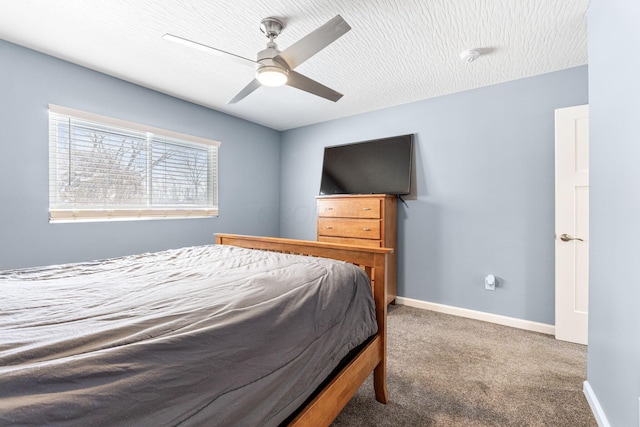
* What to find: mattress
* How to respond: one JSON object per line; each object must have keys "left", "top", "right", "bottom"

{"left": 0, "top": 244, "right": 377, "bottom": 426}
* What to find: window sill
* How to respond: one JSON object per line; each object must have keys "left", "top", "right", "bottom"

{"left": 49, "top": 208, "right": 218, "bottom": 223}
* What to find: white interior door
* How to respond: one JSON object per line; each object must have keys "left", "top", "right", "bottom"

{"left": 555, "top": 104, "right": 589, "bottom": 345}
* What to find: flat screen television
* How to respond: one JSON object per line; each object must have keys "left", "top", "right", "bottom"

{"left": 319, "top": 134, "right": 414, "bottom": 195}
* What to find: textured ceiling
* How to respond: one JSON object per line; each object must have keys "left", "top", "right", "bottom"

{"left": 0, "top": 0, "right": 589, "bottom": 131}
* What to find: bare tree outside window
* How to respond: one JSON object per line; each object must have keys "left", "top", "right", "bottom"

{"left": 57, "top": 131, "right": 147, "bottom": 206}
{"left": 151, "top": 142, "right": 209, "bottom": 206}
{"left": 48, "top": 107, "right": 219, "bottom": 222}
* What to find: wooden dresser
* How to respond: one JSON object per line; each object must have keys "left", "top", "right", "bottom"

{"left": 316, "top": 194, "right": 397, "bottom": 304}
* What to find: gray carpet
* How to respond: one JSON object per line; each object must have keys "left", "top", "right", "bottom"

{"left": 332, "top": 305, "right": 597, "bottom": 426}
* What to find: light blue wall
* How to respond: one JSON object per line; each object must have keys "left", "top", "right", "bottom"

{"left": 587, "top": 1, "right": 640, "bottom": 426}
{"left": 280, "top": 66, "right": 588, "bottom": 325}
{"left": 6, "top": 16, "right": 634, "bottom": 424}
{"left": 0, "top": 39, "right": 281, "bottom": 269}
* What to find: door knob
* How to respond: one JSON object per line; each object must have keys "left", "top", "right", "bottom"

{"left": 560, "top": 233, "right": 584, "bottom": 242}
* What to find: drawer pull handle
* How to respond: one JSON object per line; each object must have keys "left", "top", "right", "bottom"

{"left": 325, "top": 226, "right": 333, "bottom": 229}
{"left": 362, "top": 207, "right": 371, "bottom": 210}
{"left": 326, "top": 207, "right": 333, "bottom": 210}
{"left": 362, "top": 228, "right": 371, "bottom": 231}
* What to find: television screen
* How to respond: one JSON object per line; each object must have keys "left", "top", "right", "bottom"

{"left": 319, "top": 134, "right": 414, "bottom": 195}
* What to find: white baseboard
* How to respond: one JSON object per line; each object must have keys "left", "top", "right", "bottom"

{"left": 395, "top": 296, "right": 555, "bottom": 335}
{"left": 583, "top": 381, "right": 611, "bottom": 427}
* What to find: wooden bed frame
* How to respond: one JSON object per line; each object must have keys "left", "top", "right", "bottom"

{"left": 215, "top": 234, "right": 392, "bottom": 426}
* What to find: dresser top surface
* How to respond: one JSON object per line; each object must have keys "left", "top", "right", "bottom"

{"left": 316, "top": 194, "right": 397, "bottom": 199}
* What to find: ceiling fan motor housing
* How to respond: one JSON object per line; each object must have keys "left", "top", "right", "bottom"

{"left": 257, "top": 44, "right": 288, "bottom": 68}
{"left": 255, "top": 42, "right": 289, "bottom": 86}
{"left": 257, "top": 44, "right": 280, "bottom": 62}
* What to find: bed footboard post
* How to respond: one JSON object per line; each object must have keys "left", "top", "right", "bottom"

{"left": 372, "top": 252, "right": 389, "bottom": 404}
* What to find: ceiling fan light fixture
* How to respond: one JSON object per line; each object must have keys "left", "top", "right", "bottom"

{"left": 256, "top": 66, "right": 288, "bottom": 87}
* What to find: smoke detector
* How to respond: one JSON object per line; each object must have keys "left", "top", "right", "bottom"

{"left": 460, "top": 49, "right": 481, "bottom": 63}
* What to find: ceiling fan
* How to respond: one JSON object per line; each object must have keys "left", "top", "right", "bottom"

{"left": 163, "top": 15, "right": 351, "bottom": 104}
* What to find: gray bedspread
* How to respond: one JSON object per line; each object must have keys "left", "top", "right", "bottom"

{"left": 0, "top": 244, "right": 377, "bottom": 426}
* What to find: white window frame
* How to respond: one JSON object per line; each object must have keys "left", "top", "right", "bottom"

{"left": 48, "top": 104, "right": 220, "bottom": 223}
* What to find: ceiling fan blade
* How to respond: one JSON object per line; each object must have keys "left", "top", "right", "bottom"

{"left": 227, "top": 78, "right": 262, "bottom": 104}
{"left": 162, "top": 33, "right": 256, "bottom": 68}
{"left": 276, "top": 15, "right": 351, "bottom": 70}
{"left": 286, "top": 71, "right": 343, "bottom": 102}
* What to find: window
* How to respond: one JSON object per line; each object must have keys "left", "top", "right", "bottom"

{"left": 48, "top": 105, "right": 220, "bottom": 222}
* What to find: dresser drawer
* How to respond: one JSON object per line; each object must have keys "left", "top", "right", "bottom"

{"left": 316, "top": 194, "right": 398, "bottom": 305}
{"left": 317, "top": 198, "right": 380, "bottom": 218}
{"left": 318, "top": 218, "right": 381, "bottom": 239}
{"left": 318, "top": 236, "right": 382, "bottom": 248}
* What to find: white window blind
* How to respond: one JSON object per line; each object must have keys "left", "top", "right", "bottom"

{"left": 48, "top": 105, "right": 220, "bottom": 222}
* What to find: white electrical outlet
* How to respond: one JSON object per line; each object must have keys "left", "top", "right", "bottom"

{"left": 484, "top": 274, "right": 496, "bottom": 291}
